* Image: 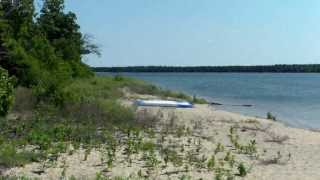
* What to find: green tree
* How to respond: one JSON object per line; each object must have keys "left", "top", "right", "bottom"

{"left": 0, "top": 0, "right": 99, "bottom": 104}
{"left": 0, "top": 0, "right": 38, "bottom": 85}
{"left": 38, "top": 0, "right": 97, "bottom": 78}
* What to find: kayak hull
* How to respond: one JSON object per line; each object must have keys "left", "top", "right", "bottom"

{"left": 135, "top": 100, "right": 193, "bottom": 108}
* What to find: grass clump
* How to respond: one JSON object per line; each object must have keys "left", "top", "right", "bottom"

{"left": 0, "top": 143, "right": 44, "bottom": 168}
{"left": 207, "top": 155, "right": 216, "bottom": 171}
{"left": 267, "top": 112, "right": 277, "bottom": 121}
{"left": 214, "top": 142, "right": 225, "bottom": 154}
{"left": 237, "top": 163, "right": 248, "bottom": 177}
{"left": 192, "top": 95, "right": 207, "bottom": 104}
{"left": 228, "top": 127, "right": 258, "bottom": 156}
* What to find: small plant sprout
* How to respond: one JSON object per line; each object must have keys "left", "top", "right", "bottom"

{"left": 199, "top": 155, "right": 207, "bottom": 168}
{"left": 196, "top": 143, "right": 201, "bottom": 153}
{"left": 240, "top": 139, "right": 258, "bottom": 155}
{"left": 180, "top": 145, "right": 185, "bottom": 153}
{"left": 179, "top": 174, "right": 191, "bottom": 180}
{"left": 228, "top": 154, "right": 236, "bottom": 168}
{"left": 95, "top": 172, "right": 104, "bottom": 180}
{"left": 61, "top": 167, "right": 67, "bottom": 179}
{"left": 237, "top": 162, "right": 248, "bottom": 177}
{"left": 224, "top": 151, "right": 232, "bottom": 162}
{"left": 107, "top": 150, "right": 115, "bottom": 169}
{"left": 260, "top": 151, "right": 292, "bottom": 165}
{"left": 184, "top": 164, "right": 189, "bottom": 172}
{"left": 215, "top": 143, "right": 225, "bottom": 154}
{"left": 215, "top": 168, "right": 227, "bottom": 180}
{"left": 207, "top": 155, "right": 216, "bottom": 171}
{"left": 137, "top": 169, "right": 143, "bottom": 178}
{"left": 176, "top": 125, "right": 186, "bottom": 138}
{"left": 229, "top": 126, "right": 236, "bottom": 135}
{"left": 163, "top": 154, "right": 169, "bottom": 167}
{"left": 83, "top": 148, "right": 91, "bottom": 161}
{"left": 143, "top": 151, "right": 160, "bottom": 169}
{"left": 186, "top": 127, "right": 192, "bottom": 135}
{"left": 187, "top": 138, "right": 192, "bottom": 145}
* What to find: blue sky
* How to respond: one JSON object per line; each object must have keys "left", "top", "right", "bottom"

{"left": 65, "top": 0, "right": 320, "bottom": 67}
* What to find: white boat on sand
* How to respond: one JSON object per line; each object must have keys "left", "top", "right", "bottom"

{"left": 135, "top": 99, "right": 193, "bottom": 108}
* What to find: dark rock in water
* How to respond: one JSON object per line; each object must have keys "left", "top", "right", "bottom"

{"left": 209, "top": 102, "right": 253, "bottom": 107}
{"left": 209, "top": 102, "right": 223, "bottom": 105}
{"left": 232, "top": 104, "right": 253, "bottom": 107}
{"left": 242, "top": 104, "right": 253, "bottom": 107}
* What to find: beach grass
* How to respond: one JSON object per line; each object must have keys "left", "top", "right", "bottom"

{"left": 0, "top": 75, "right": 206, "bottom": 171}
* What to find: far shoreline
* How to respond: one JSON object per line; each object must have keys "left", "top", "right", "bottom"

{"left": 92, "top": 64, "right": 320, "bottom": 73}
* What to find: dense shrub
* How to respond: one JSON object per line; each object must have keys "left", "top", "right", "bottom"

{"left": 0, "top": 67, "right": 15, "bottom": 116}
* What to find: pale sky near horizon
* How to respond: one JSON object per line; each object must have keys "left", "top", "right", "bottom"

{"left": 64, "top": 0, "right": 320, "bottom": 67}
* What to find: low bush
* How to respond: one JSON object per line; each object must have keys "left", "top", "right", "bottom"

{"left": 0, "top": 67, "right": 15, "bottom": 116}
{"left": 267, "top": 112, "right": 277, "bottom": 121}
{"left": 192, "top": 95, "right": 207, "bottom": 104}
{"left": 0, "top": 143, "right": 44, "bottom": 168}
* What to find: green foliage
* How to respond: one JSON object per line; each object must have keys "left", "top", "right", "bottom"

{"left": 207, "top": 155, "right": 216, "bottom": 171}
{"left": 214, "top": 142, "right": 225, "bottom": 154}
{"left": 229, "top": 128, "right": 258, "bottom": 155}
{"left": 214, "top": 168, "right": 234, "bottom": 180}
{"left": 143, "top": 151, "right": 160, "bottom": 168}
{"left": 92, "top": 74, "right": 207, "bottom": 103}
{"left": 267, "top": 112, "right": 277, "bottom": 121}
{"left": 162, "top": 148, "right": 183, "bottom": 167}
{"left": 179, "top": 175, "right": 192, "bottom": 180}
{"left": 192, "top": 95, "right": 207, "bottom": 104}
{"left": 237, "top": 163, "right": 248, "bottom": 177}
{"left": 140, "top": 141, "right": 156, "bottom": 152}
{"left": 0, "top": 67, "right": 15, "bottom": 116}
{"left": 0, "top": 0, "right": 96, "bottom": 104}
{"left": 0, "top": 143, "right": 43, "bottom": 168}
{"left": 114, "top": 74, "right": 124, "bottom": 81}
{"left": 0, "top": 176, "right": 32, "bottom": 180}
{"left": 62, "top": 75, "right": 198, "bottom": 105}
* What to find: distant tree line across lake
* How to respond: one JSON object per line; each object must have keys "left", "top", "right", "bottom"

{"left": 93, "top": 64, "right": 320, "bottom": 73}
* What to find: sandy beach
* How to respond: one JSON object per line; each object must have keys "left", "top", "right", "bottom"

{"left": 2, "top": 0, "right": 320, "bottom": 179}
{"left": 4, "top": 93, "right": 320, "bottom": 180}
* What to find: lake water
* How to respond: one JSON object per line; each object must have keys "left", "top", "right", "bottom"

{"left": 98, "top": 72, "right": 320, "bottom": 129}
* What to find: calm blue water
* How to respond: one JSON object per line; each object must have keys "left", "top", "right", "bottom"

{"left": 98, "top": 72, "right": 320, "bottom": 129}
